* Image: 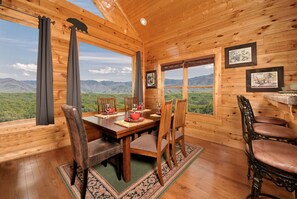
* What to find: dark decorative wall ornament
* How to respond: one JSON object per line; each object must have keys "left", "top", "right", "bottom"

{"left": 66, "top": 18, "right": 88, "bottom": 33}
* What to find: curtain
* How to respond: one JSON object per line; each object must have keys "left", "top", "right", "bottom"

{"left": 36, "top": 16, "right": 54, "bottom": 125}
{"left": 134, "top": 51, "right": 143, "bottom": 103}
{"left": 67, "top": 26, "right": 82, "bottom": 115}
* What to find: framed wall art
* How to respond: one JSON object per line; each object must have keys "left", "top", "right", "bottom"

{"left": 246, "top": 66, "right": 284, "bottom": 92}
{"left": 146, "top": 70, "right": 157, "bottom": 88}
{"left": 225, "top": 42, "right": 257, "bottom": 68}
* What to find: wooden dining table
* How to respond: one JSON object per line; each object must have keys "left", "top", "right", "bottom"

{"left": 82, "top": 110, "right": 160, "bottom": 182}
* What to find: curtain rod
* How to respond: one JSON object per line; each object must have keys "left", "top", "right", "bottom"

{"left": 0, "top": 4, "right": 55, "bottom": 24}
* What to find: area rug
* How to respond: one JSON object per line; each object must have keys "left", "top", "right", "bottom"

{"left": 57, "top": 143, "right": 203, "bottom": 199}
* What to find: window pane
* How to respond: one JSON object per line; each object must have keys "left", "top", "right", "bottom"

{"left": 0, "top": 20, "right": 38, "bottom": 122}
{"left": 68, "top": 0, "right": 105, "bottom": 19}
{"left": 164, "top": 68, "right": 183, "bottom": 86}
{"left": 79, "top": 42, "right": 132, "bottom": 112}
{"left": 188, "top": 88, "right": 213, "bottom": 114}
{"left": 188, "top": 63, "right": 214, "bottom": 115}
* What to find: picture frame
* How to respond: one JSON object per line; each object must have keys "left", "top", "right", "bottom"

{"left": 146, "top": 70, "right": 157, "bottom": 88}
{"left": 246, "top": 66, "right": 284, "bottom": 92}
{"left": 225, "top": 42, "right": 257, "bottom": 68}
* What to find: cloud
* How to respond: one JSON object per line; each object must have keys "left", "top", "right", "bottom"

{"left": 80, "top": 54, "right": 131, "bottom": 64}
{"left": 12, "top": 63, "right": 37, "bottom": 73}
{"left": 203, "top": 64, "right": 214, "bottom": 69}
{"left": 88, "top": 66, "right": 131, "bottom": 74}
{"left": 23, "top": 72, "right": 30, "bottom": 76}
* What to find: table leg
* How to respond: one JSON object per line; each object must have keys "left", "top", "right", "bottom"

{"left": 122, "top": 136, "right": 131, "bottom": 182}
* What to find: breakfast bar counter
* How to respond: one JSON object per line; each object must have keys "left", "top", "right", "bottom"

{"left": 264, "top": 93, "right": 297, "bottom": 131}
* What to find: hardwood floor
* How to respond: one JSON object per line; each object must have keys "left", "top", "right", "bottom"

{"left": 0, "top": 137, "right": 293, "bottom": 199}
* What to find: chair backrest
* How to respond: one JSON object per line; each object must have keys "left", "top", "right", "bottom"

{"left": 124, "top": 97, "right": 138, "bottom": 112}
{"left": 97, "top": 97, "right": 117, "bottom": 114}
{"left": 61, "top": 104, "right": 89, "bottom": 169}
{"left": 237, "top": 95, "right": 248, "bottom": 143}
{"left": 172, "top": 99, "right": 187, "bottom": 137}
{"left": 240, "top": 95, "right": 256, "bottom": 123}
{"left": 158, "top": 100, "right": 173, "bottom": 145}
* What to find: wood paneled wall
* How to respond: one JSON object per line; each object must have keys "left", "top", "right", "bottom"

{"left": 143, "top": 0, "right": 297, "bottom": 149}
{"left": 0, "top": 0, "right": 296, "bottom": 162}
{"left": 0, "top": 0, "right": 142, "bottom": 162}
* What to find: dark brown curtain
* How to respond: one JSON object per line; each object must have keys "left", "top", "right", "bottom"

{"left": 161, "top": 61, "right": 183, "bottom": 71}
{"left": 36, "top": 16, "right": 54, "bottom": 125}
{"left": 134, "top": 51, "right": 143, "bottom": 103}
{"left": 67, "top": 26, "right": 82, "bottom": 115}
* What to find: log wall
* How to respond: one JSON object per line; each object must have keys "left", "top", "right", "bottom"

{"left": 143, "top": 0, "right": 297, "bottom": 149}
{"left": 0, "top": 0, "right": 142, "bottom": 162}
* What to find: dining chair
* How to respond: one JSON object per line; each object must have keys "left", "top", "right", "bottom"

{"left": 242, "top": 103, "right": 297, "bottom": 199}
{"left": 61, "top": 104, "right": 122, "bottom": 199}
{"left": 124, "top": 96, "right": 138, "bottom": 112}
{"left": 237, "top": 96, "right": 297, "bottom": 179}
{"left": 97, "top": 97, "right": 117, "bottom": 114}
{"left": 170, "top": 99, "right": 187, "bottom": 166}
{"left": 130, "top": 100, "right": 173, "bottom": 186}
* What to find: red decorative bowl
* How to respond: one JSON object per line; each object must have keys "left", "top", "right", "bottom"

{"left": 130, "top": 112, "right": 140, "bottom": 120}
{"left": 109, "top": 108, "right": 115, "bottom": 113}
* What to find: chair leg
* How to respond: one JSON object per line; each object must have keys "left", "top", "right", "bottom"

{"left": 102, "top": 160, "right": 107, "bottom": 167}
{"left": 71, "top": 160, "right": 78, "bottom": 185}
{"left": 116, "top": 154, "right": 122, "bottom": 181}
{"left": 166, "top": 144, "right": 172, "bottom": 170}
{"left": 157, "top": 156, "right": 164, "bottom": 186}
{"left": 81, "top": 169, "right": 88, "bottom": 199}
{"left": 171, "top": 142, "right": 177, "bottom": 166}
{"left": 251, "top": 169, "right": 263, "bottom": 198}
{"left": 180, "top": 138, "right": 187, "bottom": 158}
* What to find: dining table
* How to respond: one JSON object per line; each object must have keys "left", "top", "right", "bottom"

{"left": 82, "top": 110, "right": 160, "bottom": 182}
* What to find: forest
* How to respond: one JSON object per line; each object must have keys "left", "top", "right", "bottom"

{"left": 0, "top": 91, "right": 213, "bottom": 122}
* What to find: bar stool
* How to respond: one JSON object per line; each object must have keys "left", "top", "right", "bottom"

{"left": 242, "top": 104, "right": 297, "bottom": 199}
{"left": 240, "top": 95, "right": 287, "bottom": 126}
{"left": 237, "top": 96, "right": 297, "bottom": 179}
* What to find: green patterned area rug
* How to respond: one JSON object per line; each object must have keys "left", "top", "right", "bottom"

{"left": 57, "top": 143, "right": 203, "bottom": 199}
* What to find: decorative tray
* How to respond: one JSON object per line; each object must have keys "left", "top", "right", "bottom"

{"left": 124, "top": 117, "right": 144, "bottom": 123}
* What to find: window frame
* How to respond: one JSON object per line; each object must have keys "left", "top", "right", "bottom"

{"left": 77, "top": 39, "right": 136, "bottom": 113}
{"left": 159, "top": 48, "right": 222, "bottom": 118}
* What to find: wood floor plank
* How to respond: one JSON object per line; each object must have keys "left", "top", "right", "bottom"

{"left": 0, "top": 136, "right": 293, "bottom": 199}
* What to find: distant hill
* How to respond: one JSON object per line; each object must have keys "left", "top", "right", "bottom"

{"left": 0, "top": 74, "right": 213, "bottom": 93}
{"left": 165, "top": 73, "right": 213, "bottom": 86}
{"left": 0, "top": 78, "right": 35, "bottom": 93}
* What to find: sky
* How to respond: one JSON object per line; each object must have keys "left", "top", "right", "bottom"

{"left": 0, "top": 0, "right": 212, "bottom": 82}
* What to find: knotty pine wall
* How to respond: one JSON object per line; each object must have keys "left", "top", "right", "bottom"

{"left": 0, "top": 0, "right": 143, "bottom": 162}
{"left": 144, "top": 0, "right": 297, "bottom": 149}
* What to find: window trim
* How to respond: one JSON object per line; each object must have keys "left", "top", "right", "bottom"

{"left": 158, "top": 48, "right": 222, "bottom": 118}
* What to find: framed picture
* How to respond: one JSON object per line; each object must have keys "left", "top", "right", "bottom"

{"left": 246, "top": 66, "right": 284, "bottom": 92}
{"left": 146, "top": 70, "right": 157, "bottom": 88}
{"left": 225, "top": 42, "right": 257, "bottom": 68}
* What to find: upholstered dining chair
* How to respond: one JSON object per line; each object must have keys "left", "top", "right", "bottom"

{"left": 124, "top": 96, "right": 138, "bottom": 112}
{"left": 61, "top": 104, "right": 122, "bottom": 199}
{"left": 170, "top": 99, "right": 187, "bottom": 166}
{"left": 237, "top": 96, "right": 297, "bottom": 179}
{"left": 130, "top": 100, "right": 173, "bottom": 186}
{"left": 242, "top": 102, "right": 297, "bottom": 199}
{"left": 97, "top": 97, "right": 117, "bottom": 114}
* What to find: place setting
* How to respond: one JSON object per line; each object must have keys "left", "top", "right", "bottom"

{"left": 114, "top": 107, "right": 153, "bottom": 128}
{"left": 95, "top": 103, "right": 125, "bottom": 119}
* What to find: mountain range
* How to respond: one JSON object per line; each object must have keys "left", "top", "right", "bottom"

{"left": 0, "top": 74, "right": 213, "bottom": 93}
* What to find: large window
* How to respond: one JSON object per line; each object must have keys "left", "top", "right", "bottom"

{"left": 79, "top": 42, "right": 132, "bottom": 112}
{"left": 0, "top": 20, "right": 38, "bottom": 122}
{"left": 162, "top": 57, "right": 214, "bottom": 115}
